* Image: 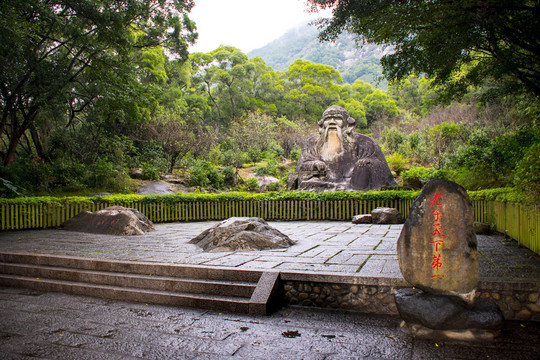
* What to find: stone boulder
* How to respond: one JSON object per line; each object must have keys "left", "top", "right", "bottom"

{"left": 189, "top": 217, "right": 295, "bottom": 252}
{"left": 473, "top": 222, "right": 492, "bottom": 235}
{"left": 255, "top": 176, "right": 280, "bottom": 191}
{"left": 371, "top": 207, "right": 403, "bottom": 224}
{"left": 62, "top": 206, "right": 155, "bottom": 235}
{"left": 352, "top": 214, "right": 372, "bottom": 224}
{"left": 397, "top": 179, "right": 478, "bottom": 299}
{"left": 136, "top": 180, "right": 175, "bottom": 195}
{"left": 395, "top": 288, "right": 503, "bottom": 340}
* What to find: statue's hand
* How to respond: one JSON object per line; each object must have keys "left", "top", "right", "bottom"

{"left": 356, "top": 158, "right": 373, "bottom": 168}
{"left": 311, "top": 160, "right": 327, "bottom": 173}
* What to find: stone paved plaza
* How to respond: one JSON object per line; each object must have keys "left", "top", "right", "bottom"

{"left": 1, "top": 221, "right": 540, "bottom": 359}
{"left": 0, "top": 221, "right": 538, "bottom": 283}
{"left": 1, "top": 286, "right": 540, "bottom": 360}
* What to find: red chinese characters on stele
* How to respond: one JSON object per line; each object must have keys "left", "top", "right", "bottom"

{"left": 429, "top": 193, "right": 445, "bottom": 279}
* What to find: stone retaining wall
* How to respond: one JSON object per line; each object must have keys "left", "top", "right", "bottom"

{"left": 282, "top": 279, "right": 540, "bottom": 321}
{"left": 476, "top": 289, "right": 540, "bottom": 321}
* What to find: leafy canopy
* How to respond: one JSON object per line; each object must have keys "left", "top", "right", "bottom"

{"left": 0, "top": 0, "right": 197, "bottom": 165}
{"left": 307, "top": 0, "right": 540, "bottom": 98}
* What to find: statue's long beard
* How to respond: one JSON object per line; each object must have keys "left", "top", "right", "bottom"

{"left": 321, "top": 129, "right": 343, "bottom": 161}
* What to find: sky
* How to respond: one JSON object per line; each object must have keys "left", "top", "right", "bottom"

{"left": 188, "top": 0, "right": 331, "bottom": 54}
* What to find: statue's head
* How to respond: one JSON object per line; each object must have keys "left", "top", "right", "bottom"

{"left": 317, "top": 105, "right": 355, "bottom": 160}
{"left": 318, "top": 105, "right": 355, "bottom": 137}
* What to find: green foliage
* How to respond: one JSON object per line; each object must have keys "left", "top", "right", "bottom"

{"left": 363, "top": 90, "right": 399, "bottom": 125}
{"left": 188, "top": 160, "right": 224, "bottom": 189}
{"left": 401, "top": 166, "right": 449, "bottom": 189}
{"left": 309, "top": 0, "right": 540, "bottom": 99}
{"left": 385, "top": 153, "right": 409, "bottom": 176}
{"left": 290, "top": 146, "right": 301, "bottom": 161}
{"left": 380, "top": 127, "right": 406, "bottom": 154}
{"left": 266, "top": 181, "right": 285, "bottom": 192}
{"left": 255, "top": 159, "right": 283, "bottom": 177}
{"left": 0, "top": 0, "right": 197, "bottom": 166}
{"left": 1, "top": 189, "right": 422, "bottom": 204}
{"left": 141, "top": 162, "right": 160, "bottom": 181}
{"left": 512, "top": 143, "right": 540, "bottom": 203}
{"left": 448, "top": 128, "right": 539, "bottom": 190}
{"left": 241, "top": 178, "right": 260, "bottom": 192}
{"left": 0, "top": 177, "right": 23, "bottom": 198}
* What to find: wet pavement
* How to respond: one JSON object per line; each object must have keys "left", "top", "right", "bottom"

{"left": 1, "top": 221, "right": 540, "bottom": 359}
{"left": 1, "top": 286, "right": 540, "bottom": 360}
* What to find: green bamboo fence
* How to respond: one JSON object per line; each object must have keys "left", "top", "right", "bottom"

{"left": 0, "top": 198, "right": 414, "bottom": 229}
{"left": 1, "top": 197, "right": 538, "bottom": 256}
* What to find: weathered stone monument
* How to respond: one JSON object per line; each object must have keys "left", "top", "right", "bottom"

{"left": 62, "top": 206, "right": 155, "bottom": 235}
{"left": 189, "top": 217, "right": 295, "bottom": 252}
{"left": 288, "top": 105, "right": 397, "bottom": 192}
{"left": 395, "top": 179, "right": 503, "bottom": 340}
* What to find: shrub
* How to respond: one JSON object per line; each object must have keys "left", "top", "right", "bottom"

{"left": 401, "top": 166, "right": 449, "bottom": 189}
{"left": 266, "top": 181, "right": 285, "bottom": 192}
{"left": 141, "top": 162, "right": 160, "bottom": 180}
{"left": 513, "top": 143, "right": 540, "bottom": 203}
{"left": 385, "top": 153, "right": 409, "bottom": 175}
{"left": 290, "top": 145, "right": 301, "bottom": 161}
{"left": 255, "top": 159, "right": 279, "bottom": 177}
{"left": 188, "top": 160, "right": 224, "bottom": 189}
{"left": 222, "top": 166, "right": 237, "bottom": 187}
{"left": 239, "top": 177, "right": 260, "bottom": 192}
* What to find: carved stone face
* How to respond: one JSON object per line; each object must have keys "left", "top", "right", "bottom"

{"left": 318, "top": 106, "right": 354, "bottom": 161}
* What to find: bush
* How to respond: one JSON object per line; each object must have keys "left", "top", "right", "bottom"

{"left": 380, "top": 127, "right": 406, "bottom": 154}
{"left": 222, "top": 166, "right": 237, "bottom": 187}
{"left": 255, "top": 159, "right": 279, "bottom": 177}
{"left": 266, "top": 181, "right": 285, "bottom": 192}
{"left": 141, "top": 162, "right": 160, "bottom": 180}
{"left": 0, "top": 177, "right": 23, "bottom": 198}
{"left": 513, "top": 143, "right": 540, "bottom": 203}
{"left": 188, "top": 160, "right": 224, "bottom": 189}
{"left": 239, "top": 177, "right": 260, "bottom": 192}
{"left": 385, "top": 153, "right": 409, "bottom": 175}
{"left": 290, "top": 145, "right": 301, "bottom": 161}
{"left": 401, "top": 166, "right": 449, "bottom": 189}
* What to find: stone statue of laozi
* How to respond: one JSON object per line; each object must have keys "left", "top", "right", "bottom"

{"left": 288, "top": 105, "right": 397, "bottom": 192}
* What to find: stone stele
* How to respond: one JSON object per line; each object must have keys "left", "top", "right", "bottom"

{"left": 189, "top": 217, "right": 295, "bottom": 252}
{"left": 288, "top": 105, "right": 396, "bottom": 192}
{"left": 397, "top": 179, "right": 478, "bottom": 298}
{"left": 62, "top": 206, "right": 155, "bottom": 235}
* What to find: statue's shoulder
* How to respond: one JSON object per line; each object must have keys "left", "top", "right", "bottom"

{"left": 304, "top": 134, "right": 320, "bottom": 146}
{"left": 351, "top": 132, "right": 377, "bottom": 145}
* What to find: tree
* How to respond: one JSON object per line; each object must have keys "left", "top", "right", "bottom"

{"left": 307, "top": 0, "right": 540, "bottom": 98}
{"left": 363, "top": 89, "right": 399, "bottom": 126}
{"left": 0, "top": 0, "right": 197, "bottom": 165}
{"left": 282, "top": 59, "right": 342, "bottom": 120}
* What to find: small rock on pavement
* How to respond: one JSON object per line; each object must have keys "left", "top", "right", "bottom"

{"left": 62, "top": 206, "right": 155, "bottom": 235}
{"left": 352, "top": 214, "right": 372, "bottom": 224}
{"left": 189, "top": 217, "right": 295, "bottom": 252}
{"left": 371, "top": 207, "right": 403, "bottom": 224}
{"left": 473, "top": 221, "right": 491, "bottom": 234}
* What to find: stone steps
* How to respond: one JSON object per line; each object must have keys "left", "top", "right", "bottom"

{"left": 0, "top": 253, "right": 281, "bottom": 315}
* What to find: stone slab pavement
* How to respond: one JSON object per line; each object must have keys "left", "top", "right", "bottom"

{"left": 1, "top": 286, "right": 540, "bottom": 360}
{"left": 0, "top": 221, "right": 539, "bottom": 284}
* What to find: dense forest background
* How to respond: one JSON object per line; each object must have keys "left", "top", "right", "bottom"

{"left": 1, "top": 1, "right": 538, "bottom": 202}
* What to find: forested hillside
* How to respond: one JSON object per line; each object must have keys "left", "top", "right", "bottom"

{"left": 1, "top": 1, "right": 538, "bottom": 203}
{"left": 248, "top": 23, "right": 387, "bottom": 88}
